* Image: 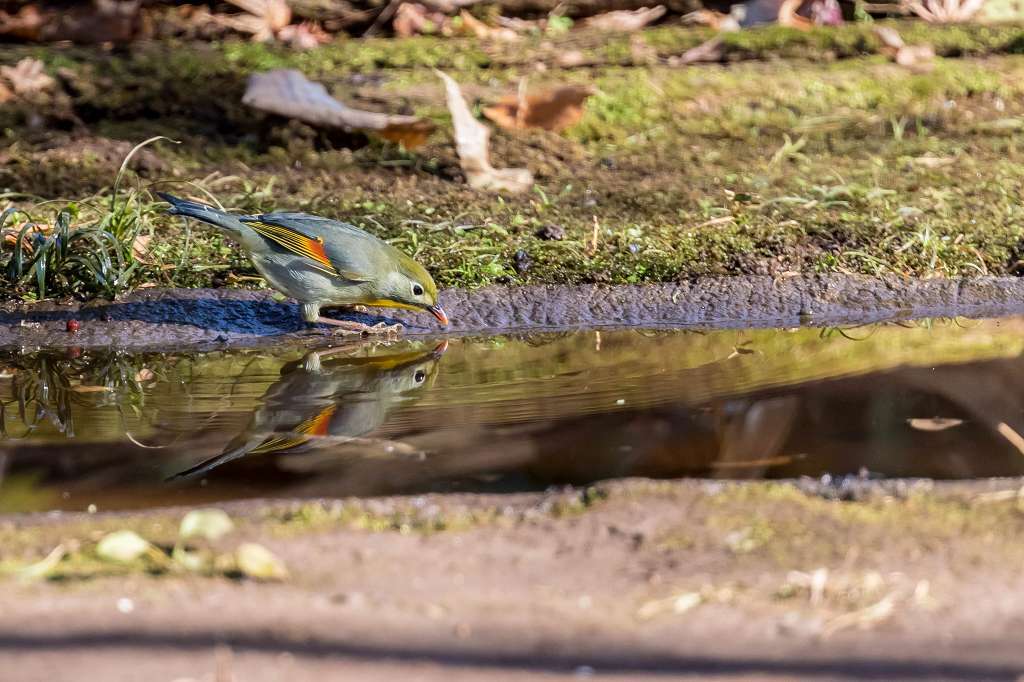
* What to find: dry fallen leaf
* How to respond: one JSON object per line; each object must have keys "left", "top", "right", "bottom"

{"left": 668, "top": 37, "right": 724, "bottom": 66}
{"left": 0, "top": 5, "right": 46, "bottom": 41}
{"left": 277, "top": 21, "right": 330, "bottom": 49}
{"left": 218, "top": 0, "right": 292, "bottom": 41}
{"left": 131, "top": 233, "right": 153, "bottom": 264}
{"left": 243, "top": 69, "right": 435, "bottom": 149}
{"left": 1, "top": 58, "right": 55, "bottom": 96}
{"left": 681, "top": 9, "right": 741, "bottom": 31}
{"left": 875, "top": 26, "right": 935, "bottom": 72}
{"left": 393, "top": 3, "right": 449, "bottom": 37}
{"left": 777, "top": 0, "right": 812, "bottom": 29}
{"left": 907, "top": 417, "right": 964, "bottom": 432}
{"left": 435, "top": 70, "right": 533, "bottom": 194}
{"left": 482, "top": 84, "right": 595, "bottom": 133}
{"left": 581, "top": 5, "right": 666, "bottom": 31}
{"left": 457, "top": 10, "right": 520, "bottom": 41}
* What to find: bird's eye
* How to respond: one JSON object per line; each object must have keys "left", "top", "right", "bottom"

{"left": 412, "top": 283, "right": 424, "bottom": 297}
{"left": 414, "top": 370, "right": 426, "bottom": 383}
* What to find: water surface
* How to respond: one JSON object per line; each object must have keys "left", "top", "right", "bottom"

{"left": 2, "top": 317, "right": 1024, "bottom": 512}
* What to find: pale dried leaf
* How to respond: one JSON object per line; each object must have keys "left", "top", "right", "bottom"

{"left": 668, "top": 37, "right": 724, "bottom": 66}
{"left": 17, "top": 544, "right": 66, "bottom": 581}
{"left": 581, "top": 5, "right": 666, "bottom": 31}
{"left": 180, "top": 508, "right": 235, "bottom": 541}
{"left": 243, "top": 69, "right": 435, "bottom": 149}
{"left": 874, "top": 25, "right": 906, "bottom": 49}
{"left": 637, "top": 591, "right": 702, "bottom": 620}
{"left": 96, "top": 530, "right": 152, "bottom": 563}
{"left": 394, "top": 3, "right": 450, "bottom": 37}
{"left": 237, "top": 542, "right": 289, "bottom": 580}
{"left": 131, "top": 234, "right": 153, "bottom": 264}
{"left": 0, "top": 58, "right": 55, "bottom": 96}
{"left": 224, "top": 0, "right": 292, "bottom": 39}
{"left": 482, "top": 84, "right": 595, "bottom": 132}
{"left": 907, "top": 417, "right": 964, "bottom": 431}
{"left": 135, "top": 368, "right": 155, "bottom": 382}
{"left": 681, "top": 9, "right": 740, "bottom": 31}
{"left": 777, "top": 0, "right": 812, "bottom": 29}
{"left": 458, "top": 10, "right": 520, "bottom": 41}
{"left": 435, "top": 70, "right": 533, "bottom": 194}
{"left": 277, "top": 21, "right": 330, "bottom": 49}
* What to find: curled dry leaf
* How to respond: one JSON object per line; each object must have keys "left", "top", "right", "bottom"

{"left": 243, "top": 69, "right": 435, "bottom": 149}
{"left": 457, "top": 10, "right": 520, "bottom": 42}
{"left": 1, "top": 58, "right": 55, "bottom": 96}
{"left": 581, "top": 5, "right": 666, "bottom": 32}
{"left": 435, "top": 70, "right": 533, "bottom": 194}
{"left": 482, "top": 84, "right": 595, "bottom": 133}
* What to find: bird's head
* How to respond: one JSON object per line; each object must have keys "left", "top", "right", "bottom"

{"left": 371, "top": 250, "right": 448, "bottom": 325}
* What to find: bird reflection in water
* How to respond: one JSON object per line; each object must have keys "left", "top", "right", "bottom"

{"left": 170, "top": 340, "right": 448, "bottom": 481}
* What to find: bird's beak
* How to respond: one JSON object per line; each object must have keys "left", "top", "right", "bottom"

{"left": 428, "top": 304, "right": 449, "bottom": 326}
{"left": 431, "top": 339, "right": 449, "bottom": 357}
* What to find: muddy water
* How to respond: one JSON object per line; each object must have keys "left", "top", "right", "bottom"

{"left": 2, "top": 317, "right": 1024, "bottom": 512}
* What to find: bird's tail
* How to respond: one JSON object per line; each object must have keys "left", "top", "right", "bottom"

{"left": 165, "top": 436, "right": 265, "bottom": 482}
{"left": 156, "top": 192, "right": 249, "bottom": 240}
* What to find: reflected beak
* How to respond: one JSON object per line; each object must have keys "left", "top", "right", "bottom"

{"left": 431, "top": 339, "right": 449, "bottom": 357}
{"left": 428, "top": 304, "right": 449, "bottom": 326}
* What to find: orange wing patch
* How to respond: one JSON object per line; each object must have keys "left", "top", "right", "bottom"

{"left": 249, "top": 404, "right": 339, "bottom": 455}
{"left": 244, "top": 220, "right": 340, "bottom": 277}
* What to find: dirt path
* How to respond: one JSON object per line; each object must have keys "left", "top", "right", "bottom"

{"left": 4, "top": 275, "right": 1024, "bottom": 349}
{"left": 3, "top": 479, "right": 1024, "bottom": 681}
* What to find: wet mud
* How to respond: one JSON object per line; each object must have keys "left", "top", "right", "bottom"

{"left": 2, "top": 275, "right": 1024, "bottom": 348}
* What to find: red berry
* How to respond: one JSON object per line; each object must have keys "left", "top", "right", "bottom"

{"left": 66, "top": 319, "right": 80, "bottom": 333}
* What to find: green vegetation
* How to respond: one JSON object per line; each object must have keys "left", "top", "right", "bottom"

{"left": 4, "top": 22, "right": 1024, "bottom": 298}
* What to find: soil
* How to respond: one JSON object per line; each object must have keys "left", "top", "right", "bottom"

{"left": 3, "top": 479, "right": 1024, "bottom": 681}
{"left": 2, "top": 275, "right": 1024, "bottom": 348}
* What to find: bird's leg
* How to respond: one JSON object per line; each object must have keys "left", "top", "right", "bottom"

{"left": 301, "top": 302, "right": 402, "bottom": 335}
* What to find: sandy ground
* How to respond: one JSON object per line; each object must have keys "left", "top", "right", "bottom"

{"left": 4, "top": 275, "right": 1024, "bottom": 348}
{"left": 3, "top": 479, "right": 1024, "bottom": 681}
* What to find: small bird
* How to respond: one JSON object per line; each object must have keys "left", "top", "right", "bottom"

{"left": 169, "top": 340, "right": 447, "bottom": 481}
{"left": 157, "top": 192, "right": 448, "bottom": 333}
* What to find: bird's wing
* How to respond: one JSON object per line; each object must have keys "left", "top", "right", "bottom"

{"left": 241, "top": 213, "right": 373, "bottom": 281}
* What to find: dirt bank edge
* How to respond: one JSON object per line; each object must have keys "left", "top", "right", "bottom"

{"left": 2, "top": 274, "right": 1023, "bottom": 348}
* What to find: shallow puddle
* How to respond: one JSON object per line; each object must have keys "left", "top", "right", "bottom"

{"left": 2, "top": 317, "right": 1024, "bottom": 512}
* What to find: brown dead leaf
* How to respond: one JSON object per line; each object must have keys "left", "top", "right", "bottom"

{"left": 875, "top": 26, "right": 934, "bottom": 72}
{"left": 435, "top": 70, "right": 533, "bottom": 194}
{"left": 667, "top": 37, "right": 724, "bottom": 66}
{"left": 681, "top": 9, "right": 741, "bottom": 31}
{"left": 0, "top": 81, "right": 12, "bottom": 105}
{"left": 243, "top": 69, "right": 435, "bottom": 149}
{"left": 581, "top": 5, "right": 666, "bottom": 31}
{"left": 394, "top": 3, "right": 449, "bottom": 37}
{"left": 1, "top": 58, "right": 55, "bottom": 96}
{"left": 457, "top": 10, "right": 520, "bottom": 41}
{"left": 277, "top": 21, "right": 330, "bottom": 49}
{"left": 778, "top": 0, "right": 812, "bottom": 29}
{"left": 132, "top": 234, "right": 154, "bottom": 264}
{"left": 0, "top": 5, "right": 45, "bottom": 41}
{"left": 219, "top": 0, "right": 292, "bottom": 41}
{"left": 482, "top": 84, "right": 595, "bottom": 133}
